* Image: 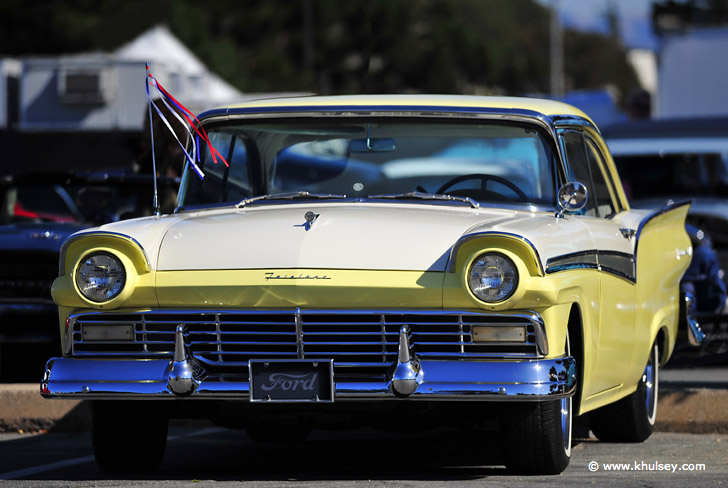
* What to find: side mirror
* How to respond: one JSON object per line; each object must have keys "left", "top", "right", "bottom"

{"left": 556, "top": 181, "right": 588, "bottom": 218}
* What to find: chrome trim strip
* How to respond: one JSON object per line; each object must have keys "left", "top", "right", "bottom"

{"left": 202, "top": 104, "right": 545, "bottom": 121}
{"left": 682, "top": 292, "right": 705, "bottom": 347}
{"left": 295, "top": 307, "right": 304, "bottom": 359}
{"left": 41, "top": 356, "right": 576, "bottom": 401}
{"left": 195, "top": 110, "right": 558, "bottom": 146}
{"left": 551, "top": 115, "right": 601, "bottom": 133}
{"left": 598, "top": 251, "right": 636, "bottom": 282}
{"left": 447, "top": 231, "right": 545, "bottom": 276}
{"left": 546, "top": 250, "right": 636, "bottom": 283}
{"left": 58, "top": 231, "right": 151, "bottom": 275}
{"left": 545, "top": 201, "right": 690, "bottom": 284}
{"left": 64, "top": 315, "right": 77, "bottom": 355}
{"left": 532, "top": 312, "right": 549, "bottom": 356}
{"left": 65, "top": 309, "right": 547, "bottom": 321}
{"left": 546, "top": 251, "right": 599, "bottom": 273}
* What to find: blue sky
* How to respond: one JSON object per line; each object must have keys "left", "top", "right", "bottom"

{"left": 538, "top": 0, "right": 656, "bottom": 49}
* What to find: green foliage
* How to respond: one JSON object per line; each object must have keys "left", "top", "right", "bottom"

{"left": 0, "top": 0, "right": 639, "bottom": 100}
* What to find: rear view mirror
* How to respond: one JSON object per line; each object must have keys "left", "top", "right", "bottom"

{"left": 349, "top": 138, "right": 396, "bottom": 153}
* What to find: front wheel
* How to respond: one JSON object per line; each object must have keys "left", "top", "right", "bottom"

{"left": 92, "top": 401, "right": 169, "bottom": 473}
{"left": 590, "top": 341, "right": 659, "bottom": 442}
{"left": 500, "top": 397, "right": 572, "bottom": 474}
{"left": 500, "top": 333, "right": 572, "bottom": 474}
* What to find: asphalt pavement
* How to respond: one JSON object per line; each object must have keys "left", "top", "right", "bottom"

{"left": 0, "top": 428, "right": 724, "bottom": 486}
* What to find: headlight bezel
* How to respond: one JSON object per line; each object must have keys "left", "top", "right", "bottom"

{"left": 467, "top": 252, "right": 519, "bottom": 303}
{"left": 74, "top": 251, "right": 127, "bottom": 303}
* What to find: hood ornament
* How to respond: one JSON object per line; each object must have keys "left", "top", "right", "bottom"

{"left": 295, "top": 211, "right": 319, "bottom": 231}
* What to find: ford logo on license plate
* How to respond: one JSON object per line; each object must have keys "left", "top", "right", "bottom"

{"left": 249, "top": 360, "right": 334, "bottom": 403}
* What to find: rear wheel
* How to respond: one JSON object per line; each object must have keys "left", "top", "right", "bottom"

{"left": 590, "top": 341, "right": 659, "bottom": 442}
{"left": 501, "top": 334, "right": 572, "bottom": 474}
{"left": 92, "top": 401, "right": 168, "bottom": 473}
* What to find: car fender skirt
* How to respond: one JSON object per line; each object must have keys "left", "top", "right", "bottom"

{"left": 41, "top": 356, "right": 576, "bottom": 401}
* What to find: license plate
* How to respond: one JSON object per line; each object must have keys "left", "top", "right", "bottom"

{"left": 249, "top": 360, "right": 334, "bottom": 403}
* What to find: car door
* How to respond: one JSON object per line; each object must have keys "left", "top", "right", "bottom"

{"left": 560, "top": 128, "right": 637, "bottom": 401}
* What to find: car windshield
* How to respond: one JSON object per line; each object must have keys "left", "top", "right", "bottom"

{"left": 178, "top": 119, "right": 557, "bottom": 209}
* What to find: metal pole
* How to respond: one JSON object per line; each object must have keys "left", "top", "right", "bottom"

{"left": 550, "top": 0, "right": 564, "bottom": 99}
{"left": 146, "top": 62, "right": 161, "bottom": 216}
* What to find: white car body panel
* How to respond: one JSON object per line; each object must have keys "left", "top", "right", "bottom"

{"left": 77, "top": 203, "right": 651, "bottom": 274}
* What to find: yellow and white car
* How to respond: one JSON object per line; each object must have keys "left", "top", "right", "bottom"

{"left": 42, "top": 95, "right": 693, "bottom": 474}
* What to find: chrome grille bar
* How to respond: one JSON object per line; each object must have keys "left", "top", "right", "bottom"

{"left": 71, "top": 310, "right": 547, "bottom": 374}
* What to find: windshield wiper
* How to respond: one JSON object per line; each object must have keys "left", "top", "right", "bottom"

{"left": 367, "top": 192, "right": 479, "bottom": 208}
{"left": 237, "top": 191, "right": 347, "bottom": 208}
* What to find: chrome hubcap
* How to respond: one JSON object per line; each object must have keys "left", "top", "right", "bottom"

{"left": 561, "top": 333, "right": 572, "bottom": 456}
{"left": 561, "top": 395, "right": 572, "bottom": 455}
{"left": 643, "top": 345, "right": 658, "bottom": 425}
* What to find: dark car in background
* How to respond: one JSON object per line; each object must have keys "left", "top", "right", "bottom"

{"left": 0, "top": 177, "right": 86, "bottom": 380}
{"left": 604, "top": 117, "right": 728, "bottom": 359}
{"left": 604, "top": 117, "right": 728, "bottom": 272}
{"left": 0, "top": 172, "right": 176, "bottom": 380}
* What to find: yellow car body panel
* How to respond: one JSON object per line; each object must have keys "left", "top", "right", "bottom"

{"left": 154, "top": 269, "right": 445, "bottom": 309}
{"left": 43, "top": 96, "right": 694, "bottom": 472}
{"left": 50, "top": 209, "right": 691, "bottom": 417}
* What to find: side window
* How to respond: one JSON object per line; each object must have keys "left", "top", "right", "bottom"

{"left": 585, "top": 138, "right": 617, "bottom": 218}
{"left": 562, "top": 131, "right": 597, "bottom": 217}
{"left": 186, "top": 131, "right": 252, "bottom": 204}
{"left": 224, "top": 137, "right": 251, "bottom": 202}
{"left": 561, "top": 130, "right": 616, "bottom": 218}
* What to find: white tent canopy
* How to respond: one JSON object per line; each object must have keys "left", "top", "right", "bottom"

{"left": 114, "top": 25, "right": 242, "bottom": 110}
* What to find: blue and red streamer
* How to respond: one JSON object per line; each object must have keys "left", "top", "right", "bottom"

{"left": 145, "top": 63, "right": 228, "bottom": 179}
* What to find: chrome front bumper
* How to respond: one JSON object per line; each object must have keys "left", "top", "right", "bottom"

{"left": 43, "top": 323, "right": 575, "bottom": 401}
{"left": 41, "top": 355, "right": 576, "bottom": 401}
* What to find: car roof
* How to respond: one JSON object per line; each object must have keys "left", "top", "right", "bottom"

{"left": 199, "top": 94, "right": 593, "bottom": 123}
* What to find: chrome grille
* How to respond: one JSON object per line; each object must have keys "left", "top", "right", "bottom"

{"left": 70, "top": 310, "right": 544, "bottom": 378}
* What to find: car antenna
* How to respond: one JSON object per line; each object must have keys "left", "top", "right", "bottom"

{"left": 146, "top": 62, "right": 161, "bottom": 217}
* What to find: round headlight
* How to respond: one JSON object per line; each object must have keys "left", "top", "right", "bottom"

{"left": 75, "top": 253, "right": 126, "bottom": 302}
{"left": 468, "top": 253, "right": 518, "bottom": 303}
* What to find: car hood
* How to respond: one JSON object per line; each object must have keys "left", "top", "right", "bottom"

{"left": 88, "top": 203, "right": 593, "bottom": 273}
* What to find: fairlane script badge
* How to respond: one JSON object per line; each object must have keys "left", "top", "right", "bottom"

{"left": 249, "top": 360, "right": 334, "bottom": 403}
{"left": 264, "top": 272, "right": 331, "bottom": 281}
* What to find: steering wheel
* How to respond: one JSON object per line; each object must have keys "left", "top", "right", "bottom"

{"left": 436, "top": 174, "right": 529, "bottom": 202}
